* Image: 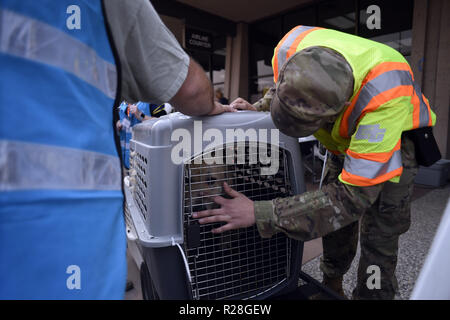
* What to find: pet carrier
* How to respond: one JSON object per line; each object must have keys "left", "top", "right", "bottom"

{"left": 124, "top": 111, "right": 306, "bottom": 300}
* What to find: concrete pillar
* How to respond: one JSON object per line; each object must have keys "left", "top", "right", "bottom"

{"left": 225, "top": 22, "right": 249, "bottom": 102}
{"left": 411, "top": 0, "right": 450, "bottom": 157}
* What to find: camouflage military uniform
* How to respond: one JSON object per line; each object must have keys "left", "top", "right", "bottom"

{"left": 253, "top": 87, "right": 274, "bottom": 112}
{"left": 255, "top": 135, "right": 417, "bottom": 299}
{"left": 253, "top": 47, "right": 420, "bottom": 299}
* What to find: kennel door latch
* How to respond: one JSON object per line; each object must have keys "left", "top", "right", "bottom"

{"left": 186, "top": 222, "right": 201, "bottom": 249}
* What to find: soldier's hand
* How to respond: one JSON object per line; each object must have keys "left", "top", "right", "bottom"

{"left": 230, "top": 98, "right": 257, "bottom": 111}
{"left": 207, "top": 101, "right": 237, "bottom": 115}
{"left": 193, "top": 182, "right": 255, "bottom": 233}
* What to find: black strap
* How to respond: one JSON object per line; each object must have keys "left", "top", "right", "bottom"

{"left": 403, "top": 126, "right": 441, "bottom": 167}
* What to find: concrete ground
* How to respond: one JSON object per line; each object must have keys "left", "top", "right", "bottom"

{"left": 124, "top": 250, "right": 142, "bottom": 300}
{"left": 125, "top": 155, "right": 450, "bottom": 300}
{"left": 300, "top": 183, "right": 450, "bottom": 300}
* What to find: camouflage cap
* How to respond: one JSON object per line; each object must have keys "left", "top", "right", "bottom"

{"left": 271, "top": 46, "right": 354, "bottom": 138}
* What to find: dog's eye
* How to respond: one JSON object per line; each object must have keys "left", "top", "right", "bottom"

{"left": 207, "top": 177, "right": 217, "bottom": 185}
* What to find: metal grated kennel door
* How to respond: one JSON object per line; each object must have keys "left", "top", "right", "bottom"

{"left": 183, "top": 142, "right": 294, "bottom": 300}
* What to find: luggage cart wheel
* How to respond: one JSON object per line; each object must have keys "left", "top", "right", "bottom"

{"left": 140, "top": 262, "right": 159, "bottom": 300}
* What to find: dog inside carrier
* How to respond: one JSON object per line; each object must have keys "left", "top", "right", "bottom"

{"left": 124, "top": 111, "right": 307, "bottom": 300}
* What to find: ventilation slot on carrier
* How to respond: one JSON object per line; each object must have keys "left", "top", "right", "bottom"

{"left": 131, "top": 148, "right": 149, "bottom": 221}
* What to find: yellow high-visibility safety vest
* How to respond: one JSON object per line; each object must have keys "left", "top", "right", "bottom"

{"left": 272, "top": 26, "right": 436, "bottom": 187}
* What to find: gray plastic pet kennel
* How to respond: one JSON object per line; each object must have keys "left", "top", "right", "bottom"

{"left": 124, "top": 111, "right": 307, "bottom": 300}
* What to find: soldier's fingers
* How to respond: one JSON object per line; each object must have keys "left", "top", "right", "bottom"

{"left": 198, "top": 215, "right": 231, "bottom": 225}
{"left": 213, "top": 196, "right": 228, "bottom": 206}
{"left": 193, "top": 208, "right": 223, "bottom": 219}
{"left": 229, "top": 102, "right": 239, "bottom": 109}
{"left": 223, "top": 182, "right": 241, "bottom": 198}
{"left": 223, "top": 105, "right": 237, "bottom": 113}
{"left": 231, "top": 102, "right": 250, "bottom": 110}
{"left": 230, "top": 98, "right": 249, "bottom": 108}
{"left": 212, "top": 223, "right": 235, "bottom": 234}
{"left": 230, "top": 97, "right": 245, "bottom": 105}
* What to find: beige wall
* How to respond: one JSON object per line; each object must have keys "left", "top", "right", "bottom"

{"left": 224, "top": 23, "right": 249, "bottom": 102}
{"left": 411, "top": 0, "right": 450, "bottom": 158}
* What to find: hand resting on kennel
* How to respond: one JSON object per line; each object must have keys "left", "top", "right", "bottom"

{"left": 193, "top": 182, "right": 255, "bottom": 233}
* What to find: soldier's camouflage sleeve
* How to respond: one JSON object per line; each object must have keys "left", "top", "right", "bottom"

{"left": 252, "top": 86, "right": 276, "bottom": 112}
{"left": 254, "top": 179, "right": 383, "bottom": 241}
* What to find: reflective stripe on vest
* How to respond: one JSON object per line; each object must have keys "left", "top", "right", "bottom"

{"left": 412, "top": 81, "right": 433, "bottom": 129}
{"left": 340, "top": 62, "right": 432, "bottom": 139}
{"left": 0, "top": 8, "right": 116, "bottom": 99}
{"left": 0, "top": 139, "right": 121, "bottom": 191}
{"left": 340, "top": 140, "right": 403, "bottom": 186}
{"left": 272, "top": 25, "right": 322, "bottom": 83}
{"left": 0, "top": 0, "right": 125, "bottom": 299}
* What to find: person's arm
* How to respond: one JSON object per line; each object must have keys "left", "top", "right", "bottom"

{"left": 104, "top": 0, "right": 232, "bottom": 116}
{"left": 253, "top": 179, "right": 382, "bottom": 241}
{"left": 194, "top": 181, "right": 381, "bottom": 241}
{"left": 252, "top": 86, "right": 276, "bottom": 112}
{"left": 169, "top": 59, "right": 235, "bottom": 116}
{"left": 194, "top": 155, "right": 382, "bottom": 241}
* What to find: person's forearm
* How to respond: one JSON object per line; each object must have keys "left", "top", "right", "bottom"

{"left": 254, "top": 180, "right": 382, "bottom": 241}
{"left": 252, "top": 86, "right": 276, "bottom": 112}
{"left": 169, "top": 58, "right": 214, "bottom": 116}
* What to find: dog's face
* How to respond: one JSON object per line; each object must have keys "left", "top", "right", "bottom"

{"left": 187, "top": 163, "right": 235, "bottom": 211}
